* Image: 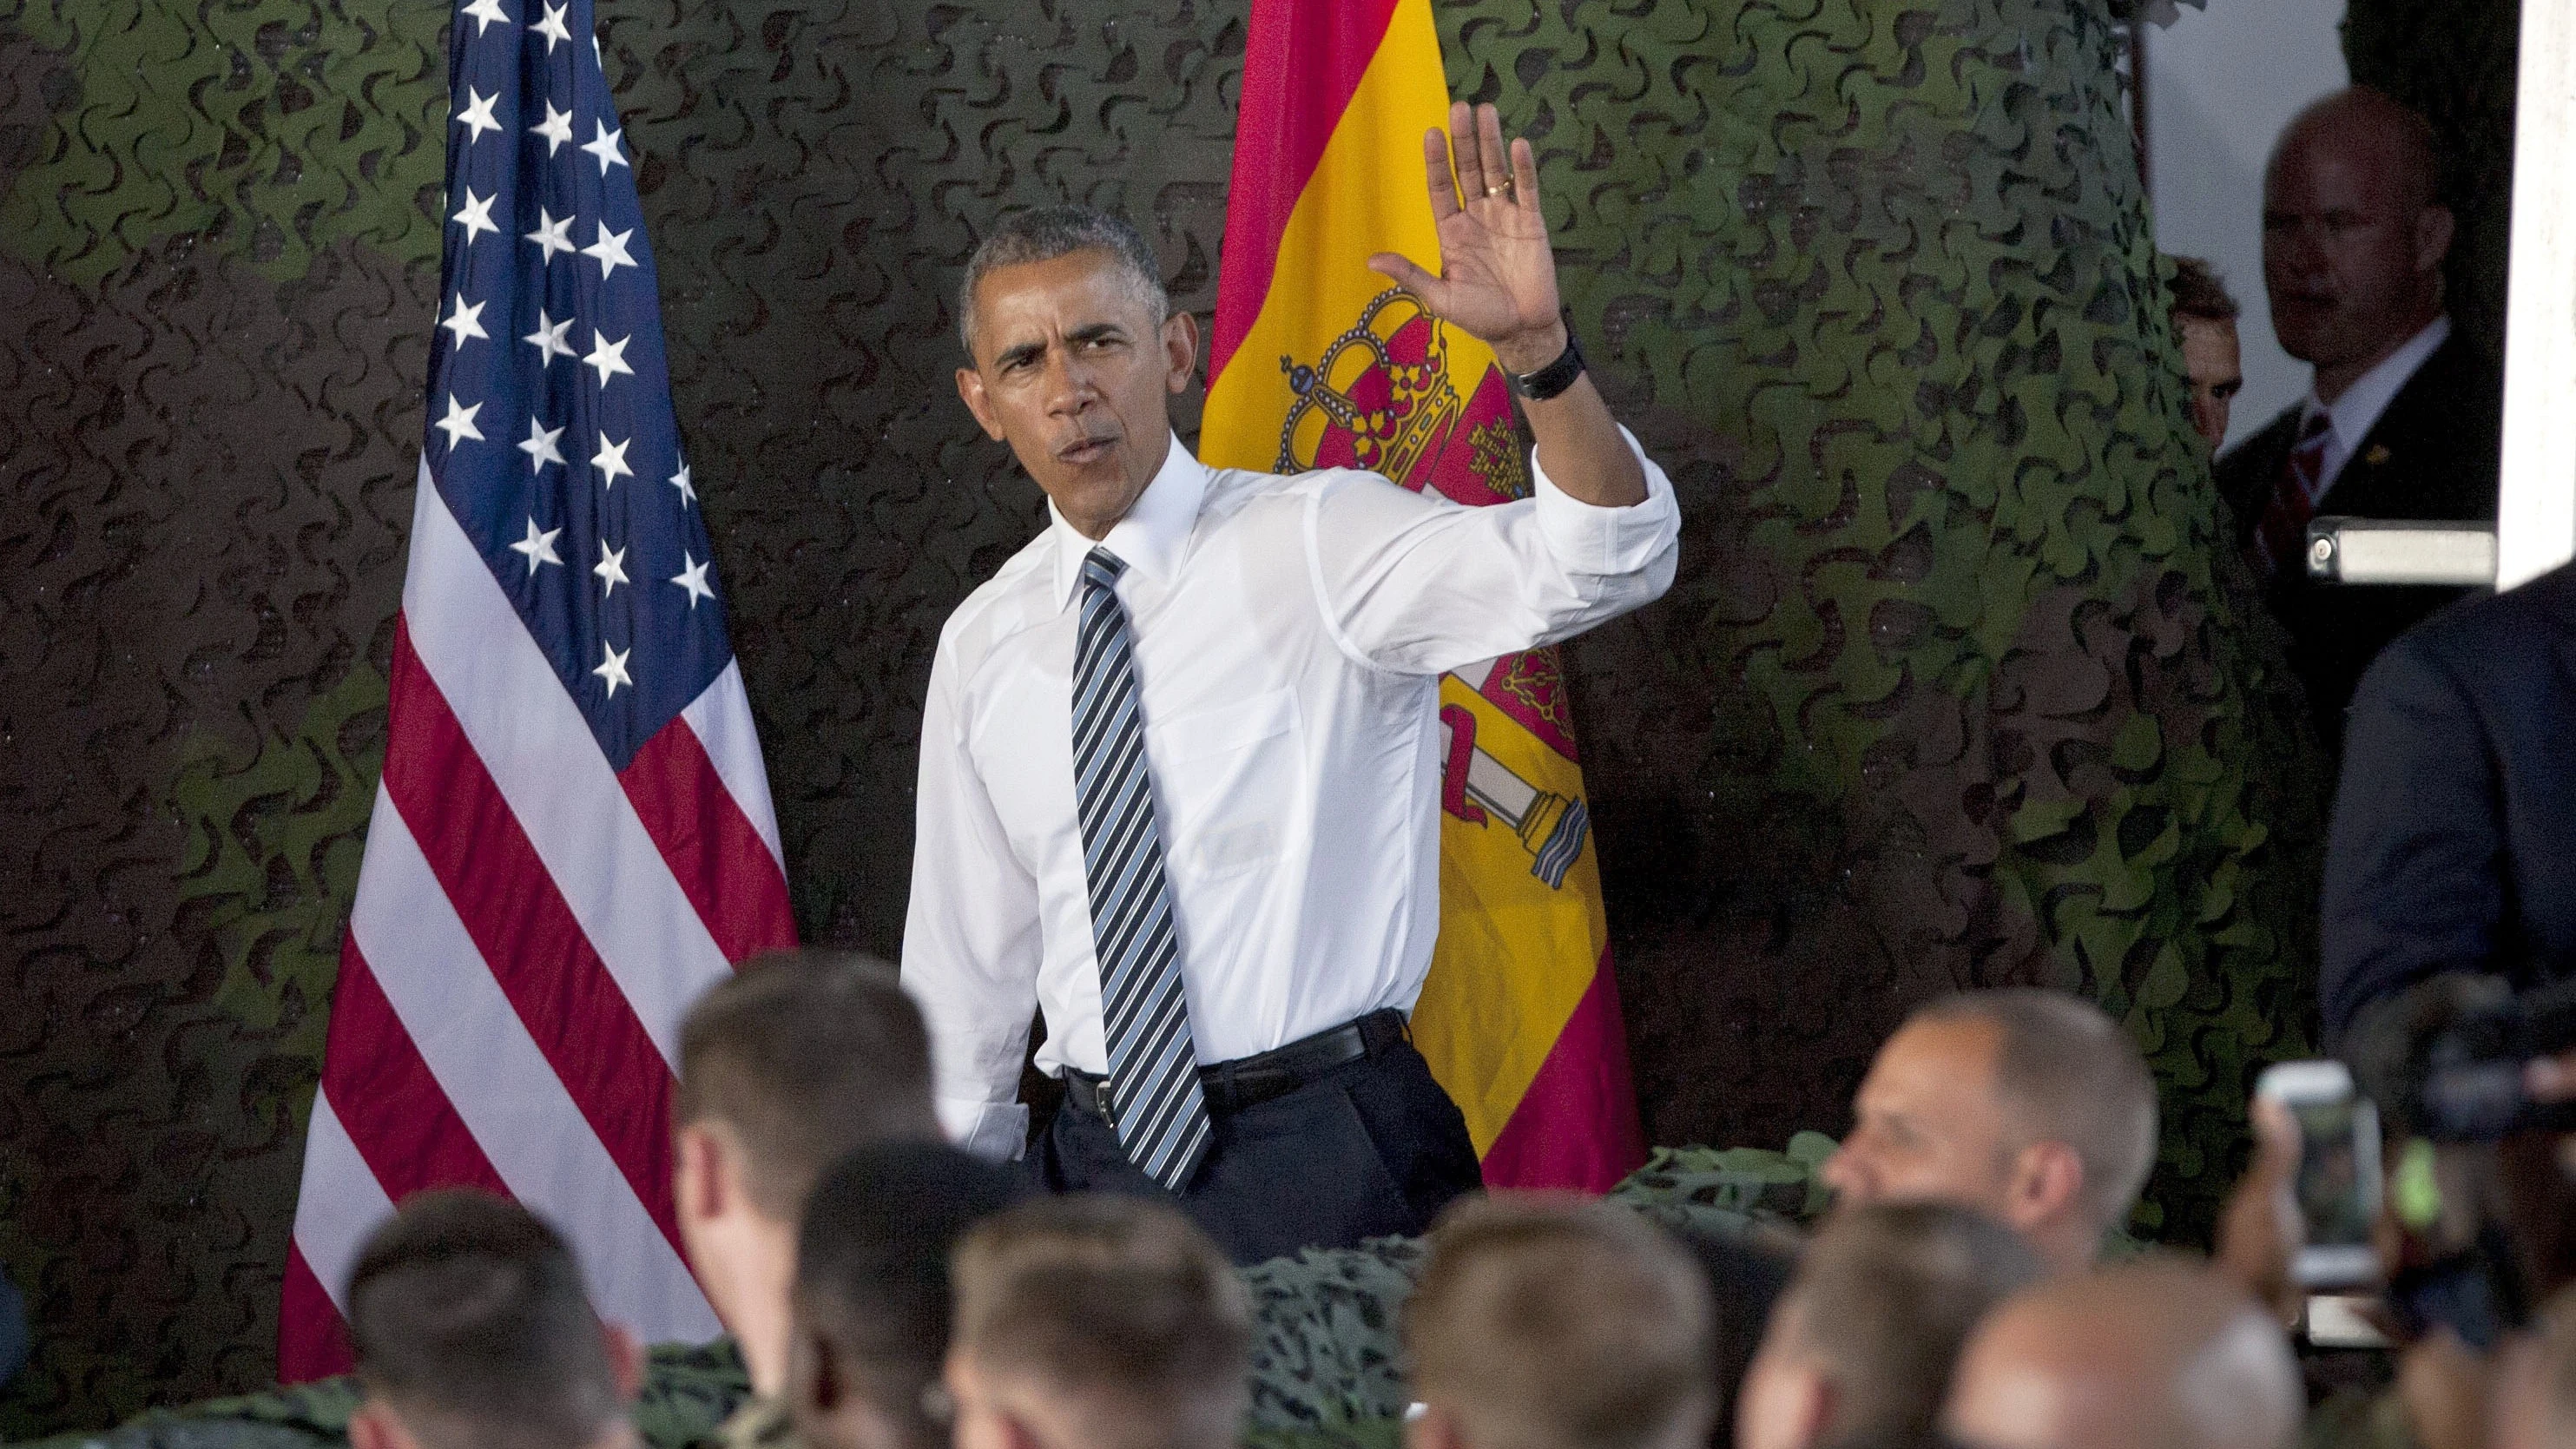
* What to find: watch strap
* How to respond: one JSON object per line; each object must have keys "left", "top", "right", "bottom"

{"left": 1505, "top": 330, "right": 1586, "bottom": 402}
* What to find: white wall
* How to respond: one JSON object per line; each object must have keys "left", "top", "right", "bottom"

{"left": 2144, "top": 1, "right": 2349, "bottom": 451}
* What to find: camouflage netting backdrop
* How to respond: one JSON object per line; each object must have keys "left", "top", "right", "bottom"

{"left": 4, "top": 0, "right": 2505, "bottom": 1433}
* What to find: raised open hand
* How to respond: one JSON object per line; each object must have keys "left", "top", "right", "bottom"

{"left": 1368, "top": 102, "right": 1567, "bottom": 376}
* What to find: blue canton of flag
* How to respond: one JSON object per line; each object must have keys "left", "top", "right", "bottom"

{"left": 430, "top": 0, "right": 729, "bottom": 769}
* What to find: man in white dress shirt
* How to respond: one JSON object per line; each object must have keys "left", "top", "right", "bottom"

{"left": 900, "top": 103, "right": 1680, "bottom": 1261}
{"left": 2215, "top": 87, "right": 2500, "bottom": 757}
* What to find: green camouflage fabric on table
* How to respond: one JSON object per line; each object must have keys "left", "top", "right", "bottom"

{"left": 1612, "top": 1136, "right": 1841, "bottom": 1224}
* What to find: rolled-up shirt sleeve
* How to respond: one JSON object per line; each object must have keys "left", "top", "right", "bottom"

{"left": 899, "top": 636, "right": 1041, "bottom": 1159}
{"left": 1306, "top": 425, "right": 1680, "bottom": 675}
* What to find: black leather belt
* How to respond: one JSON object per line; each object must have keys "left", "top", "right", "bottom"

{"left": 1064, "top": 1009, "right": 1407, "bottom": 1125}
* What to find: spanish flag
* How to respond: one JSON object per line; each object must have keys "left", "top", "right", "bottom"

{"left": 1201, "top": 0, "right": 1648, "bottom": 1191}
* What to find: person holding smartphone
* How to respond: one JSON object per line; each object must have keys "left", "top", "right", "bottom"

{"left": 2217, "top": 1051, "right": 2576, "bottom": 1449}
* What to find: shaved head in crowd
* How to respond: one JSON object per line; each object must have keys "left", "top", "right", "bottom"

{"left": 1943, "top": 1258, "right": 2299, "bottom": 1449}
{"left": 344, "top": 1191, "right": 640, "bottom": 1449}
{"left": 676, "top": 951, "right": 939, "bottom": 1216}
{"left": 788, "top": 1142, "right": 1030, "bottom": 1449}
{"left": 673, "top": 950, "right": 939, "bottom": 1398}
{"left": 1824, "top": 990, "right": 2158, "bottom": 1274}
{"left": 1405, "top": 1195, "right": 1717, "bottom": 1449}
{"left": 1737, "top": 1202, "right": 2044, "bottom": 1449}
{"left": 946, "top": 1195, "right": 1253, "bottom": 1449}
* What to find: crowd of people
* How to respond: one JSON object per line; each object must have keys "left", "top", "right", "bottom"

{"left": 317, "top": 950, "right": 2576, "bottom": 1449}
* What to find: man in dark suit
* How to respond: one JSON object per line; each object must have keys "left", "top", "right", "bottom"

{"left": 2321, "top": 565, "right": 2576, "bottom": 1041}
{"left": 2215, "top": 88, "right": 2501, "bottom": 757}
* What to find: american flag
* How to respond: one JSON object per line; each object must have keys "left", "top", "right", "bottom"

{"left": 279, "top": 0, "right": 796, "bottom": 1376}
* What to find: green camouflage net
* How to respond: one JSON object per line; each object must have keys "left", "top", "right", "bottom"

{"left": 1, "top": 0, "right": 450, "bottom": 284}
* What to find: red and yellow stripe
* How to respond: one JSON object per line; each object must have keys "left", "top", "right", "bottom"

{"left": 1203, "top": 0, "right": 1646, "bottom": 1191}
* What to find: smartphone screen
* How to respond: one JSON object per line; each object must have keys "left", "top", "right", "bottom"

{"left": 2258, "top": 1060, "right": 2382, "bottom": 1289}
{"left": 2290, "top": 1094, "right": 2375, "bottom": 1248}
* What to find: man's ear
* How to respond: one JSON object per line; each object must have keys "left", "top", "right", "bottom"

{"left": 601, "top": 1320, "right": 645, "bottom": 1402}
{"left": 2006, "top": 1139, "right": 2088, "bottom": 1235}
{"left": 349, "top": 1400, "right": 410, "bottom": 1449}
{"left": 675, "top": 1123, "right": 728, "bottom": 1226}
{"left": 2415, "top": 203, "right": 2457, "bottom": 273}
{"left": 1161, "top": 309, "right": 1200, "bottom": 395}
{"left": 956, "top": 366, "right": 1006, "bottom": 441}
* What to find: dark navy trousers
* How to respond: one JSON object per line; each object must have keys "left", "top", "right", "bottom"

{"left": 1031, "top": 1036, "right": 1483, "bottom": 1264}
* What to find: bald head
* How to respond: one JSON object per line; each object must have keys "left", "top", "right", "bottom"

{"left": 1942, "top": 1260, "right": 2298, "bottom": 1449}
{"left": 2274, "top": 89, "right": 2441, "bottom": 211}
{"left": 2261, "top": 87, "right": 2452, "bottom": 399}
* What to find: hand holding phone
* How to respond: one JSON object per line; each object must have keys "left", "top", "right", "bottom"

{"left": 2255, "top": 1059, "right": 2384, "bottom": 1290}
{"left": 2216, "top": 1094, "right": 2306, "bottom": 1321}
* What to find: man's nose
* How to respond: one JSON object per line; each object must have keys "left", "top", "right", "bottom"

{"left": 1041, "top": 349, "right": 1097, "bottom": 414}
{"left": 2276, "top": 221, "right": 2329, "bottom": 275}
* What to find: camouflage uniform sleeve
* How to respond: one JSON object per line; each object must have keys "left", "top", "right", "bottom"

{"left": 635, "top": 1340, "right": 755, "bottom": 1449}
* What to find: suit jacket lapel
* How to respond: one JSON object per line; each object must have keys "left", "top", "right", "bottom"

{"left": 2319, "top": 334, "right": 2499, "bottom": 524}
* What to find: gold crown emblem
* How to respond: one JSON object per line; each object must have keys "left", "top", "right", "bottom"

{"left": 1276, "top": 288, "right": 1464, "bottom": 478}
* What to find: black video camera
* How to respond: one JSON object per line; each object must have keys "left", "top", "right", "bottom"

{"left": 2346, "top": 972, "right": 2576, "bottom": 1143}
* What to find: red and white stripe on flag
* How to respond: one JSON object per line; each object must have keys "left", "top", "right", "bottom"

{"left": 279, "top": 467, "right": 796, "bottom": 1380}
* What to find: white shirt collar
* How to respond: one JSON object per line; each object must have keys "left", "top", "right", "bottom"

{"left": 2307, "top": 313, "right": 2450, "bottom": 463}
{"left": 1048, "top": 432, "right": 1208, "bottom": 609}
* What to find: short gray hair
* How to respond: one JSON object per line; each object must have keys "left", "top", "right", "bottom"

{"left": 957, "top": 204, "right": 1170, "bottom": 357}
{"left": 1912, "top": 989, "right": 2159, "bottom": 1235}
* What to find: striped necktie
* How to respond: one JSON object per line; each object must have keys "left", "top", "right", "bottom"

{"left": 2252, "top": 411, "right": 2335, "bottom": 582}
{"left": 1071, "top": 546, "right": 1213, "bottom": 1192}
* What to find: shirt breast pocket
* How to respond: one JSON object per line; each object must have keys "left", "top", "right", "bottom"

{"left": 1146, "top": 688, "right": 1301, "bottom": 883}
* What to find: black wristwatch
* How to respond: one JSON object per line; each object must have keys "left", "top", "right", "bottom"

{"left": 1504, "top": 329, "right": 1586, "bottom": 402}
